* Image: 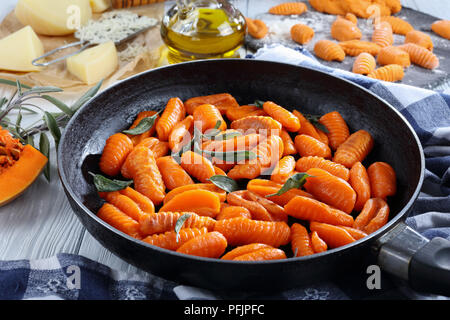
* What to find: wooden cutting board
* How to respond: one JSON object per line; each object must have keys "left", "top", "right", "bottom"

{"left": 245, "top": 5, "right": 450, "bottom": 90}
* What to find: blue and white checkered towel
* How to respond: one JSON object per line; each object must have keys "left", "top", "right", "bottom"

{"left": 1, "top": 44, "right": 449, "bottom": 300}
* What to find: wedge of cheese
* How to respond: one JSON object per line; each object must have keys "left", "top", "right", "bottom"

{"left": 0, "top": 26, "right": 44, "bottom": 72}
{"left": 15, "top": 0, "right": 92, "bottom": 36}
{"left": 90, "top": 0, "right": 111, "bottom": 13}
{"left": 66, "top": 41, "right": 118, "bottom": 85}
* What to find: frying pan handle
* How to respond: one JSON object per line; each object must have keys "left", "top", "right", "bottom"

{"left": 409, "top": 237, "right": 450, "bottom": 296}
{"left": 376, "top": 222, "right": 450, "bottom": 297}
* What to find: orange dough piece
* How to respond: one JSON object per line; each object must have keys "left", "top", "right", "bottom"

{"left": 262, "top": 101, "right": 301, "bottom": 132}
{"left": 304, "top": 168, "right": 356, "bottom": 214}
{"left": 284, "top": 196, "right": 354, "bottom": 226}
{"left": 180, "top": 151, "right": 216, "bottom": 183}
{"left": 379, "top": 16, "right": 413, "bottom": 35}
{"left": 99, "top": 133, "right": 133, "bottom": 176}
{"left": 310, "top": 231, "right": 328, "bottom": 253}
{"left": 294, "top": 134, "right": 331, "bottom": 158}
{"left": 134, "top": 137, "right": 169, "bottom": 159}
{"left": 270, "top": 155, "right": 296, "bottom": 184}
{"left": 230, "top": 115, "right": 282, "bottom": 135}
{"left": 333, "top": 129, "right": 374, "bottom": 168}
{"left": 431, "top": 20, "right": 450, "bottom": 40}
{"left": 216, "top": 205, "right": 252, "bottom": 220}
{"left": 290, "top": 23, "right": 315, "bottom": 44}
{"left": 331, "top": 16, "right": 362, "bottom": 41}
{"left": 156, "top": 156, "right": 194, "bottom": 190}
{"left": 142, "top": 227, "right": 208, "bottom": 251}
{"left": 193, "top": 103, "right": 227, "bottom": 133}
{"left": 353, "top": 198, "right": 390, "bottom": 234}
{"left": 367, "top": 161, "right": 397, "bottom": 200}
{"left": 99, "top": 191, "right": 146, "bottom": 222}
{"left": 226, "top": 190, "right": 274, "bottom": 222}
{"left": 155, "top": 97, "right": 186, "bottom": 141}
{"left": 377, "top": 46, "right": 411, "bottom": 68}
{"left": 292, "top": 110, "right": 322, "bottom": 141}
{"left": 225, "top": 105, "right": 267, "bottom": 121}
{"left": 319, "top": 111, "right": 350, "bottom": 151}
{"left": 221, "top": 243, "right": 272, "bottom": 260}
{"left": 341, "top": 226, "right": 368, "bottom": 240}
{"left": 280, "top": 129, "right": 297, "bottom": 156}
{"left": 269, "top": 2, "right": 307, "bottom": 15}
{"left": 184, "top": 93, "right": 239, "bottom": 115}
{"left": 227, "top": 135, "right": 284, "bottom": 180}
{"left": 159, "top": 189, "right": 221, "bottom": 218}
{"left": 233, "top": 247, "right": 287, "bottom": 261}
{"left": 176, "top": 231, "right": 228, "bottom": 258}
{"left": 339, "top": 40, "right": 381, "bottom": 56}
{"left": 398, "top": 43, "right": 439, "bottom": 69}
{"left": 97, "top": 203, "right": 141, "bottom": 239}
{"left": 309, "top": 221, "right": 355, "bottom": 249}
{"left": 291, "top": 223, "right": 314, "bottom": 257}
{"left": 368, "top": 64, "right": 404, "bottom": 82}
{"left": 168, "top": 115, "right": 193, "bottom": 152}
{"left": 246, "top": 17, "right": 269, "bottom": 39}
{"left": 164, "top": 183, "right": 226, "bottom": 204}
{"left": 214, "top": 217, "right": 291, "bottom": 247}
{"left": 344, "top": 13, "right": 357, "bottom": 24}
{"left": 352, "top": 52, "right": 376, "bottom": 75}
{"left": 314, "top": 40, "right": 346, "bottom": 62}
{"left": 121, "top": 146, "right": 166, "bottom": 205}
{"left": 405, "top": 30, "right": 433, "bottom": 51}
{"left": 139, "top": 211, "right": 216, "bottom": 236}
{"left": 247, "top": 178, "right": 315, "bottom": 206}
{"left": 295, "top": 156, "right": 350, "bottom": 181}
{"left": 245, "top": 190, "right": 289, "bottom": 222}
{"left": 372, "top": 21, "right": 394, "bottom": 48}
{"left": 118, "top": 187, "right": 155, "bottom": 214}
{"left": 349, "top": 162, "right": 371, "bottom": 211}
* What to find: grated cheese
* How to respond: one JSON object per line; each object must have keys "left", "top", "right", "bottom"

{"left": 74, "top": 10, "right": 158, "bottom": 45}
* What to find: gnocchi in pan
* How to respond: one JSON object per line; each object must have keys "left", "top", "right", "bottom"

{"left": 93, "top": 93, "right": 397, "bottom": 261}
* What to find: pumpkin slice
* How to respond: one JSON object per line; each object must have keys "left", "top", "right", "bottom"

{"left": 0, "top": 144, "right": 48, "bottom": 206}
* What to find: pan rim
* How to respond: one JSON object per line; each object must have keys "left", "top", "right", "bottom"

{"left": 57, "top": 58, "right": 425, "bottom": 265}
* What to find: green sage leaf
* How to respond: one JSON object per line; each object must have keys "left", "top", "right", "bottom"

{"left": 175, "top": 213, "right": 192, "bottom": 243}
{"left": 253, "top": 100, "right": 265, "bottom": 108}
{"left": 22, "top": 86, "right": 63, "bottom": 96}
{"left": 202, "top": 149, "right": 258, "bottom": 163}
{"left": 266, "top": 172, "right": 313, "bottom": 197}
{"left": 71, "top": 79, "right": 103, "bottom": 112}
{"left": 43, "top": 111, "right": 61, "bottom": 147}
{"left": 41, "top": 95, "right": 73, "bottom": 116}
{"left": 0, "top": 78, "right": 31, "bottom": 89}
{"left": 89, "top": 172, "right": 133, "bottom": 192}
{"left": 304, "top": 114, "right": 329, "bottom": 134}
{"left": 122, "top": 112, "right": 158, "bottom": 135}
{"left": 39, "top": 132, "right": 51, "bottom": 182}
{"left": 207, "top": 175, "right": 240, "bottom": 193}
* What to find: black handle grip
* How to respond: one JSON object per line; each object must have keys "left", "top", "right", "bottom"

{"left": 409, "top": 237, "right": 450, "bottom": 297}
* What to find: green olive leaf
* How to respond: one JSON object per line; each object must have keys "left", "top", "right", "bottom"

{"left": 266, "top": 172, "right": 313, "bottom": 197}
{"left": 89, "top": 172, "right": 133, "bottom": 192}
{"left": 122, "top": 112, "right": 159, "bottom": 135}
{"left": 175, "top": 213, "right": 192, "bottom": 243}
{"left": 207, "top": 175, "right": 240, "bottom": 193}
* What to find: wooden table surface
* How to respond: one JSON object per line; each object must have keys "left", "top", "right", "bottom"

{"left": 0, "top": 0, "right": 449, "bottom": 282}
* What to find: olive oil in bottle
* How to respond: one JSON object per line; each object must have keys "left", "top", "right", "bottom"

{"left": 160, "top": 0, "right": 246, "bottom": 64}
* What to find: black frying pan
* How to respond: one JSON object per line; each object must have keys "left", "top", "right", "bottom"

{"left": 57, "top": 59, "right": 450, "bottom": 296}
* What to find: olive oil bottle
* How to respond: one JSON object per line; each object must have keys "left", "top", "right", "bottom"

{"left": 160, "top": 0, "right": 246, "bottom": 64}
